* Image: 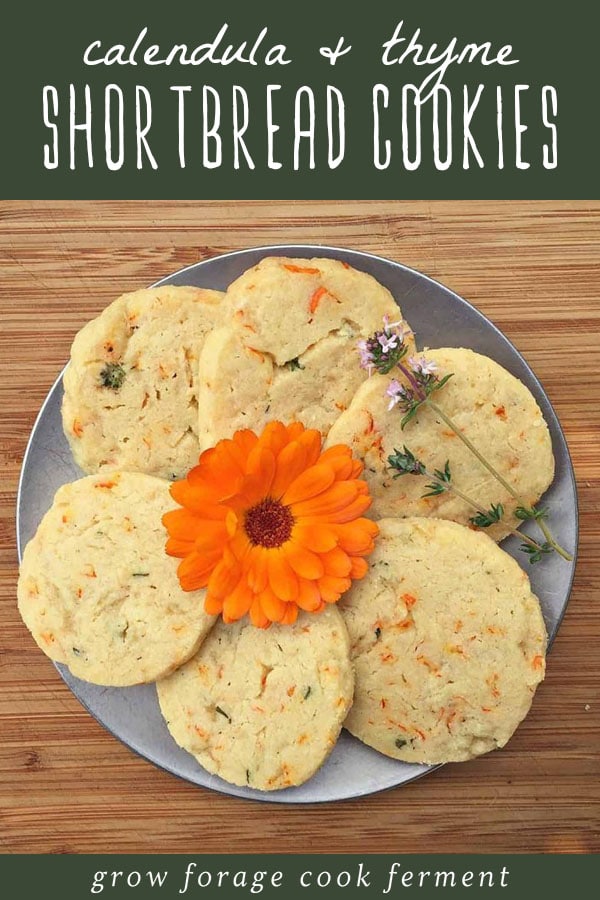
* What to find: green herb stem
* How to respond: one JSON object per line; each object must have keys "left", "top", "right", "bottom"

{"left": 423, "top": 468, "right": 547, "bottom": 555}
{"left": 425, "top": 398, "right": 572, "bottom": 562}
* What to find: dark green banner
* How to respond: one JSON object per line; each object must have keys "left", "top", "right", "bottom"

{"left": 1, "top": 0, "right": 598, "bottom": 198}
{"left": 0, "top": 854, "right": 598, "bottom": 897}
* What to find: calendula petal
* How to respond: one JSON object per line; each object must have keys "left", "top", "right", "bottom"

{"left": 321, "top": 546, "right": 352, "bottom": 578}
{"left": 204, "top": 593, "right": 224, "bottom": 615}
{"left": 318, "top": 575, "right": 352, "bottom": 603}
{"left": 207, "top": 556, "right": 241, "bottom": 600}
{"left": 271, "top": 440, "right": 308, "bottom": 498}
{"left": 291, "top": 523, "right": 338, "bottom": 553}
{"left": 268, "top": 549, "right": 299, "bottom": 602}
{"left": 280, "top": 603, "right": 299, "bottom": 625}
{"left": 290, "top": 481, "right": 360, "bottom": 518}
{"left": 333, "top": 519, "right": 379, "bottom": 553}
{"left": 223, "top": 579, "right": 253, "bottom": 621}
{"left": 177, "top": 551, "right": 217, "bottom": 591}
{"left": 296, "top": 578, "right": 323, "bottom": 612}
{"left": 284, "top": 541, "right": 325, "bottom": 579}
{"left": 325, "top": 493, "right": 372, "bottom": 524}
{"left": 249, "top": 597, "right": 271, "bottom": 629}
{"left": 245, "top": 546, "right": 269, "bottom": 593}
{"left": 282, "top": 463, "right": 336, "bottom": 506}
{"left": 258, "top": 587, "right": 287, "bottom": 623}
{"left": 165, "top": 536, "right": 195, "bottom": 558}
{"left": 349, "top": 556, "right": 369, "bottom": 579}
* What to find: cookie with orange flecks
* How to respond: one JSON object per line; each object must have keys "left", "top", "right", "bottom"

{"left": 341, "top": 517, "right": 546, "bottom": 764}
{"left": 196, "top": 257, "right": 412, "bottom": 447}
{"left": 326, "top": 347, "right": 554, "bottom": 541}
{"left": 17, "top": 473, "right": 215, "bottom": 686}
{"left": 62, "top": 285, "right": 225, "bottom": 479}
{"left": 157, "top": 606, "right": 353, "bottom": 790}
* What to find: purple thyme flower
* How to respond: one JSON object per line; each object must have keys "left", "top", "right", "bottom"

{"left": 358, "top": 317, "right": 412, "bottom": 376}
{"left": 408, "top": 355, "right": 438, "bottom": 376}
{"left": 386, "top": 379, "right": 414, "bottom": 411}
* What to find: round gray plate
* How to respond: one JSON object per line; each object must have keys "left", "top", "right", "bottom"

{"left": 16, "top": 245, "right": 578, "bottom": 803}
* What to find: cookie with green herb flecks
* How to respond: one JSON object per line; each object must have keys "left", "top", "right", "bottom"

{"left": 157, "top": 606, "right": 353, "bottom": 790}
{"left": 341, "top": 517, "right": 546, "bottom": 764}
{"left": 17, "top": 472, "right": 215, "bottom": 686}
{"left": 325, "top": 347, "right": 555, "bottom": 542}
{"left": 62, "top": 285, "right": 225, "bottom": 479}
{"left": 196, "top": 257, "right": 412, "bottom": 448}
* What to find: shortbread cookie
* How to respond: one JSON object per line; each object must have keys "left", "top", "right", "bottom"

{"left": 157, "top": 607, "right": 354, "bottom": 790}
{"left": 197, "top": 257, "right": 412, "bottom": 446}
{"left": 341, "top": 518, "right": 547, "bottom": 764}
{"left": 326, "top": 348, "right": 555, "bottom": 541}
{"left": 17, "top": 473, "right": 215, "bottom": 686}
{"left": 62, "top": 286, "right": 225, "bottom": 479}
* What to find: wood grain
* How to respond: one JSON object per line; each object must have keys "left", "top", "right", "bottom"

{"left": 0, "top": 200, "right": 598, "bottom": 854}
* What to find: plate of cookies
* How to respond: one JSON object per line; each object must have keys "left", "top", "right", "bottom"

{"left": 16, "top": 245, "right": 578, "bottom": 802}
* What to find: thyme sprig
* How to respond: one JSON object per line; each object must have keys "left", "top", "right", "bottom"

{"left": 388, "top": 447, "right": 550, "bottom": 563}
{"left": 359, "top": 320, "right": 572, "bottom": 563}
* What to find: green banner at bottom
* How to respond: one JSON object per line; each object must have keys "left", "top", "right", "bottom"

{"left": 0, "top": 854, "right": 597, "bottom": 898}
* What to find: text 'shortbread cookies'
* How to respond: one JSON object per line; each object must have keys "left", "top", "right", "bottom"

{"left": 17, "top": 473, "right": 215, "bottom": 686}
{"left": 341, "top": 518, "right": 547, "bottom": 764}
{"left": 157, "top": 607, "right": 354, "bottom": 790}
{"left": 326, "top": 347, "right": 555, "bottom": 541}
{"left": 196, "top": 257, "right": 412, "bottom": 447}
{"left": 62, "top": 286, "right": 225, "bottom": 479}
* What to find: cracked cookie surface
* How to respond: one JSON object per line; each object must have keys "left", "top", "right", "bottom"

{"left": 62, "top": 286, "right": 225, "bottom": 479}
{"left": 196, "top": 257, "right": 411, "bottom": 447}
{"left": 157, "top": 606, "right": 354, "bottom": 790}
{"left": 341, "top": 517, "right": 547, "bottom": 764}
{"left": 17, "top": 472, "right": 215, "bottom": 686}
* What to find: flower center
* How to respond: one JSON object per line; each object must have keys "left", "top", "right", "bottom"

{"left": 244, "top": 498, "right": 294, "bottom": 548}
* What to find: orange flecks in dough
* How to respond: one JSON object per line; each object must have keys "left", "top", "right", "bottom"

{"left": 83, "top": 565, "right": 97, "bottom": 578}
{"left": 283, "top": 264, "right": 320, "bottom": 275}
{"left": 495, "top": 405, "right": 507, "bottom": 420}
{"left": 309, "top": 286, "right": 328, "bottom": 314}
{"left": 487, "top": 673, "right": 501, "bottom": 698}
{"left": 95, "top": 480, "right": 117, "bottom": 490}
{"left": 417, "top": 655, "right": 439, "bottom": 673}
{"left": 287, "top": 685, "right": 296, "bottom": 697}
{"left": 402, "top": 593, "right": 418, "bottom": 609}
{"left": 441, "top": 430, "right": 456, "bottom": 438}
{"left": 76, "top": 588, "right": 83, "bottom": 599}
{"left": 532, "top": 655, "right": 544, "bottom": 670}
{"left": 247, "top": 347, "right": 266, "bottom": 363}
{"left": 363, "top": 412, "right": 375, "bottom": 435}
{"left": 381, "top": 652, "right": 396, "bottom": 663}
{"left": 297, "top": 733, "right": 309, "bottom": 745}
{"left": 72, "top": 419, "right": 84, "bottom": 437}
{"left": 194, "top": 725, "right": 207, "bottom": 738}
{"left": 40, "top": 632, "right": 55, "bottom": 645}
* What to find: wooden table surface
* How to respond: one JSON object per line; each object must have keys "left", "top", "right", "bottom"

{"left": 1, "top": 200, "right": 598, "bottom": 854}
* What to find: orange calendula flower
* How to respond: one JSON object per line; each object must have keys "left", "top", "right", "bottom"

{"left": 163, "top": 421, "right": 379, "bottom": 628}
